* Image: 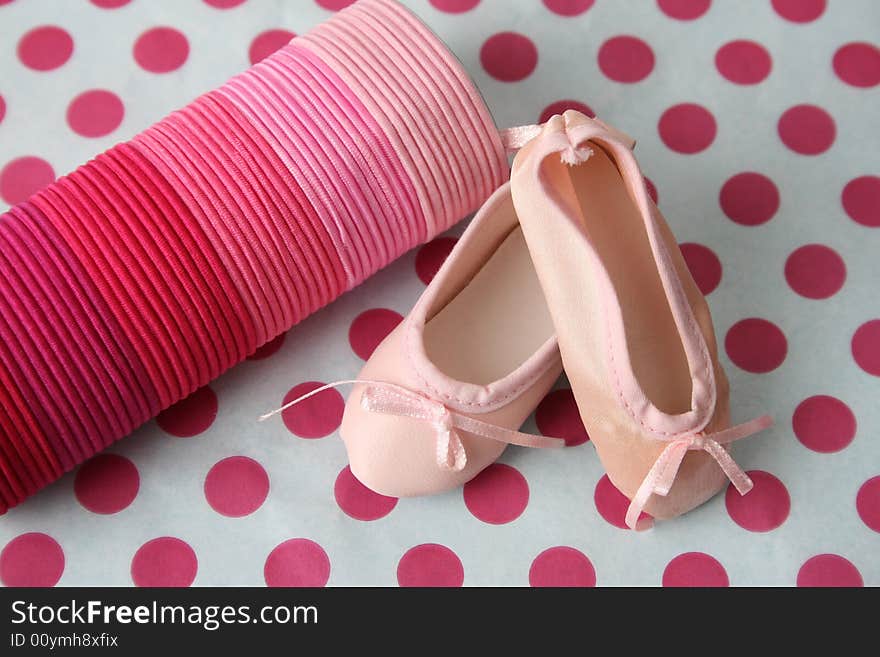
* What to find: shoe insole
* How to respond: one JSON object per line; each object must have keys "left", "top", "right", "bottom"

{"left": 423, "top": 220, "right": 554, "bottom": 386}
{"left": 569, "top": 146, "right": 692, "bottom": 414}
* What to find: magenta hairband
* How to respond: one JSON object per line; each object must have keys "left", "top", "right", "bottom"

{"left": 0, "top": 208, "right": 127, "bottom": 449}
{"left": 12, "top": 200, "right": 153, "bottom": 436}
{"left": 10, "top": 200, "right": 158, "bottom": 466}
{"left": 0, "top": 0, "right": 506, "bottom": 512}
{"left": 0, "top": 217, "right": 114, "bottom": 457}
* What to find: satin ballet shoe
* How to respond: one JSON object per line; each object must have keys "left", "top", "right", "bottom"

{"left": 507, "top": 110, "right": 772, "bottom": 530}
{"left": 267, "top": 182, "right": 565, "bottom": 497}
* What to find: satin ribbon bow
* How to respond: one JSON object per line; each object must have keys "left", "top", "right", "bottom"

{"left": 625, "top": 415, "right": 773, "bottom": 531}
{"left": 260, "top": 379, "right": 565, "bottom": 472}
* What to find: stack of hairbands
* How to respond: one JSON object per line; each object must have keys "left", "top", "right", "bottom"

{"left": 0, "top": 0, "right": 506, "bottom": 512}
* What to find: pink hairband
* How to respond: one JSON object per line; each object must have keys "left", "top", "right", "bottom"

{"left": 301, "top": 0, "right": 506, "bottom": 233}
{"left": 100, "top": 146, "right": 240, "bottom": 372}
{"left": 275, "top": 45, "right": 423, "bottom": 252}
{"left": 197, "top": 91, "right": 347, "bottom": 311}
{"left": 44, "top": 175, "right": 192, "bottom": 406}
{"left": 173, "top": 101, "right": 312, "bottom": 328}
{"left": 152, "top": 113, "right": 297, "bottom": 340}
{"left": 333, "top": 10, "right": 479, "bottom": 205}
{"left": 220, "top": 75, "right": 374, "bottom": 286}
{"left": 0, "top": 0, "right": 506, "bottom": 511}
{"left": 80, "top": 159, "right": 221, "bottom": 389}
{"left": 260, "top": 50, "right": 413, "bottom": 268}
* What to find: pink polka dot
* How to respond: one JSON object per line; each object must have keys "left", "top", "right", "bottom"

{"left": 539, "top": 99, "right": 594, "bottom": 124}
{"left": 397, "top": 543, "right": 463, "bottom": 587}
{"left": 0, "top": 94, "right": 5, "bottom": 125}
{"left": 725, "top": 318, "right": 787, "bottom": 373}
{"left": 0, "top": 156, "right": 55, "bottom": 206}
{"left": 543, "top": 0, "right": 595, "bottom": 16}
{"left": 658, "top": 103, "right": 717, "bottom": 154}
{"left": 856, "top": 476, "right": 880, "bottom": 532}
{"left": 598, "top": 36, "right": 655, "bottom": 83}
{"left": 131, "top": 537, "right": 197, "bottom": 587}
{"left": 415, "top": 237, "right": 458, "bottom": 285}
{"left": 644, "top": 176, "right": 659, "bottom": 204}
{"left": 66, "top": 89, "right": 124, "bottom": 138}
{"left": 833, "top": 42, "right": 880, "bottom": 88}
{"left": 204, "top": 0, "right": 246, "bottom": 8}
{"left": 725, "top": 470, "right": 790, "bottom": 532}
{"left": 17, "top": 26, "right": 73, "bottom": 71}
{"left": 529, "top": 546, "right": 596, "bottom": 587}
{"left": 657, "top": 0, "right": 711, "bottom": 20}
{"left": 204, "top": 456, "right": 269, "bottom": 517}
{"left": 715, "top": 40, "right": 772, "bottom": 85}
{"left": 430, "top": 0, "right": 480, "bottom": 13}
{"left": 0, "top": 533, "right": 64, "bottom": 587}
{"left": 778, "top": 104, "right": 835, "bottom": 155}
{"left": 662, "top": 552, "right": 729, "bottom": 587}
{"left": 247, "top": 332, "right": 286, "bottom": 360}
{"left": 348, "top": 308, "right": 402, "bottom": 360}
{"left": 594, "top": 474, "right": 650, "bottom": 529}
{"left": 771, "top": 0, "right": 825, "bottom": 23}
{"left": 797, "top": 554, "right": 863, "bottom": 587}
{"left": 248, "top": 29, "right": 295, "bottom": 66}
{"left": 334, "top": 465, "right": 398, "bottom": 521}
{"left": 134, "top": 27, "right": 189, "bottom": 73}
{"left": 156, "top": 385, "right": 218, "bottom": 437}
{"left": 852, "top": 320, "right": 880, "bottom": 377}
{"left": 264, "top": 538, "right": 330, "bottom": 587}
{"left": 316, "top": 0, "right": 356, "bottom": 10}
{"left": 74, "top": 454, "right": 140, "bottom": 514}
{"left": 842, "top": 176, "right": 880, "bottom": 227}
{"left": 680, "top": 242, "right": 722, "bottom": 295}
{"left": 282, "top": 381, "right": 344, "bottom": 438}
{"left": 784, "top": 244, "right": 846, "bottom": 299}
{"left": 535, "top": 388, "right": 589, "bottom": 446}
{"left": 90, "top": 0, "right": 131, "bottom": 7}
{"left": 792, "top": 395, "right": 856, "bottom": 453}
{"left": 720, "top": 172, "right": 780, "bottom": 226}
{"left": 480, "top": 32, "right": 538, "bottom": 83}
{"left": 463, "top": 463, "right": 529, "bottom": 524}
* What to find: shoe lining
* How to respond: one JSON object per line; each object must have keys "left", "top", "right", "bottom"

{"left": 423, "top": 208, "right": 554, "bottom": 386}
{"left": 568, "top": 145, "right": 692, "bottom": 414}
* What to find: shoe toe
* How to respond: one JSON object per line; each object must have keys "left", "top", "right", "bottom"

{"left": 641, "top": 449, "right": 731, "bottom": 521}
{"left": 340, "top": 383, "right": 506, "bottom": 497}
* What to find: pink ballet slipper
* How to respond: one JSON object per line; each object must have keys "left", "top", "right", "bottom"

{"left": 508, "top": 110, "right": 772, "bottom": 529}
{"left": 316, "top": 183, "right": 564, "bottom": 496}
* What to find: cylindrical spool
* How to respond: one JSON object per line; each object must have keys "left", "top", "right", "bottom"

{"left": 0, "top": 0, "right": 506, "bottom": 513}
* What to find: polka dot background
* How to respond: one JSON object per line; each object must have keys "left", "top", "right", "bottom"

{"left": 0, "top": 0, "right": 877, "bottom": 587}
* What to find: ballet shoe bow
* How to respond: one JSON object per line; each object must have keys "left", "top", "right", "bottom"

{"left": 625, "top": 415, "right": 773, "bottom": 531}
{"left": 261, "top": 379, "right": 564, "bottom": 473}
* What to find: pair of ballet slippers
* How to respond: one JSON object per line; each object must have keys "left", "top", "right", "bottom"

{"left": 279, "top": 111, "right": 772, "bottom": 530}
